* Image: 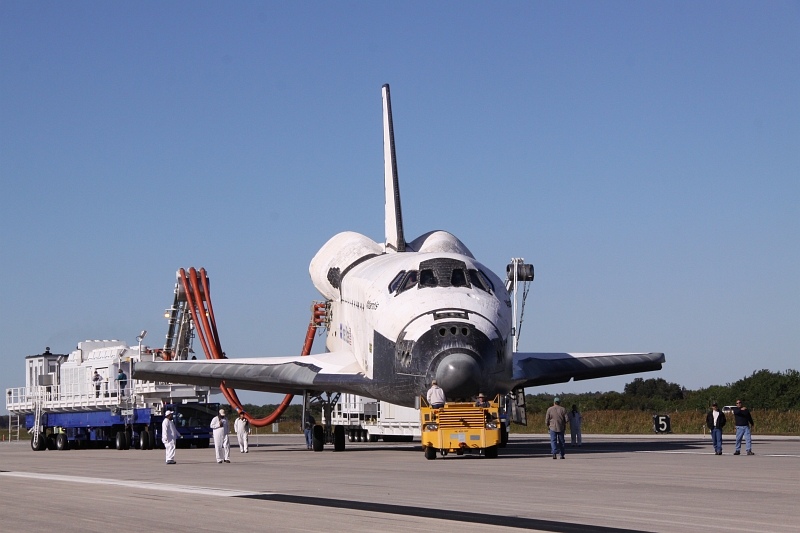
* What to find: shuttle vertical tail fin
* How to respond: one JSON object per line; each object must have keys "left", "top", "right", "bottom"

{"left": 382, "top": 84, "right": 405, "bottom": 252}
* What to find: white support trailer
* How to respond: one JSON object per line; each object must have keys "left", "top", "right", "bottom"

{"left": 328, "top": 393, "right": 419, "bottom": 442}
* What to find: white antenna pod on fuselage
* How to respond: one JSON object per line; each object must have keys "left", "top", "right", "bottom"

{"left": 382, "top": 84, "right": 405, "bottom": 253}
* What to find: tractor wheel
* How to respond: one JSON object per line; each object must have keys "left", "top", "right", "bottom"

{"left": 500, "top": 423, "right": 508, "bottom": 448}
{"left": 484, "top": 445, "right": 498, "bottom": 459}
{"left": 55, "top": 433, "right": 69, "bottom": 451}
{"left": 333, "top": 425, "right": 346, "bottom": 451}
{"left": 311, "top": 425, "right": 324, "bottom": 452}
{"left": 30, "top": 433, "right": 46, "bottom": 451}
{"left": 424, "top": 446, "right": 437, "bottom": 460}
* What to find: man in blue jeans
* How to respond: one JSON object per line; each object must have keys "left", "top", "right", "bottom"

{"left": 304, "top": 411, "right": 316, "bottom": 450}
{"left": 545, "top": 397, "right": 568, "bottom": 459}
{"left": 706, "top": 402, "right": 726, "bottom": 455}
{"left": 732, "top": 399, "right": 755, "bottom": 456}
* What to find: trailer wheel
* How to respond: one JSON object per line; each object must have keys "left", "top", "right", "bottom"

{"left": 333, "top": 425, "right": 346, "bottom": 451}
{"left": 369, "top": 434, "right": 379, "bottom": 442}
{"left": 148, "top": 430, "right": 156, "bottom": 450}
{"left": 500, "top": 423, "right": 508, "bottom": 448}
{"left": 311, "top": 425, "right": 324, "bottom": 452}
{"left": 30, "top": 433, "right": 46, "bottom": 451}
{"left": 348, "top": 430, "right": 354, "bottom": 442}
{"left": 424, "top": 446, "right": 437, "bottom": 460}
{"left": 115, "top": 431, "right": 127, "bottom": 450}
{"left": 55, "top": 433, "right": 69, "bottom": 451}
{"left": 139, "top": 432, "right": 150, "bottom": 450}
{"left": 196, "top": 438, "right": 210, "bottom": 449}
{"left": 484, "top": 445, "right": 498, "bottom": 459}
{"left": 46, "top": 435, "right": 57, "bottom": 451}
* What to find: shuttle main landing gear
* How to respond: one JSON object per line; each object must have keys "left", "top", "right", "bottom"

{"left": 305, "top": 391, "right": 345, "bottom": 452}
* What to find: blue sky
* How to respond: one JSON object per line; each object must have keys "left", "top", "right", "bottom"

{"left": 1, "top": 2, "right": 798, "bottom": 407}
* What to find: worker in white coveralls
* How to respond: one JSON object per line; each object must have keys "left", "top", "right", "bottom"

{"left": 234, "top": 411, "right": 250, "bottom": 453}
{"left": 162, "top": 410, "right": 178, "bottom": 465}
{"left": 210, "top": 409, "right": 231, "bottom": 463}
{"left": 568, "top": 404, "right": 583, "bottom": 447}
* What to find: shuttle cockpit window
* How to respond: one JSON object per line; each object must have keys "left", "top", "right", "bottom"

{"left": 469, "top": 269, "right": 493, "bottom": 293}
{"left": 419, "top": 269, "right": 438, "bottom": 288}
{"left": 388, "top": 271, "right": 406, "bottom": 293}
{"left": 451, "top": 268, "right": 468, "bottom": 287}
{"left": 396, "top": 270, "right": 418, "bottom": 295}
{"left": 479, "top": 269, "right": 494, "bottom": 291}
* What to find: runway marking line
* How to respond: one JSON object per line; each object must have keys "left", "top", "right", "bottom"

{"left": 0, "top": 471, "right": 257, "bottom": 497}
{"left": 632, "top": 451, "right": 800, "bottom": 458}
{"left": 0, "top": 470, "right": 652, "bottom": 533}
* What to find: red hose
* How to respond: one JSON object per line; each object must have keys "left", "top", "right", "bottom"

{"left": 178, "top": 268, "right": 321, "bottom": 427}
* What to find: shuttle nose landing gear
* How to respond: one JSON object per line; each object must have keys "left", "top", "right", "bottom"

{"left": 305, "top": 391, "right": 346, "bottom": 452}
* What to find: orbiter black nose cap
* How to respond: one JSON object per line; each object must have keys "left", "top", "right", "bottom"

{"left": 435, "top": 353, "right": 481, "bottom": 399}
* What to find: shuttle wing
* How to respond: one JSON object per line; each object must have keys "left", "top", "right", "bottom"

{"left": 133, "top": 351, "right": 369, "bottom": 396}
{"left": 512, "top": 352, "right": 665, "bottom": 388}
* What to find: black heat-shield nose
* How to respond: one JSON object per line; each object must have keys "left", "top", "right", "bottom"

{"left": 435, "top": 352, "right": 482, "bottom": 398}
{"left": 402, "top": 321, "right": 503, "bottom": 400}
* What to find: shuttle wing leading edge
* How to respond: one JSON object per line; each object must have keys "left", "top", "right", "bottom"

{"left": 133, "top": 351, "right": 368, "bottom": 396}
{"left": 512, "top": 352, "right": 666, "bottom": 388}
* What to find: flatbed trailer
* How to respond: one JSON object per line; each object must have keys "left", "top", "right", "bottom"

{"left": 327, "top": 394, "right": 420, "bottom": 442}
{"left": 21, "top": 401, "right": 218, "bottom": 451}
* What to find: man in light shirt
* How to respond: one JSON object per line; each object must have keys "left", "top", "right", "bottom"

{"left": 706, "top": 402, "right": 727, "bottom": 455}
{"left": 426, "top": 379, "right": 446, "bottom": 408}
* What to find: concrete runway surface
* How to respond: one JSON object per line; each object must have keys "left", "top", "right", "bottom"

{"left": 1, "top": 434, "right": 798, "bottom": 533}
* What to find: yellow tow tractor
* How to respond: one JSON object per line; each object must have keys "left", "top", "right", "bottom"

{"left": 419, "top": 395, "right": 502, "bottom": 460}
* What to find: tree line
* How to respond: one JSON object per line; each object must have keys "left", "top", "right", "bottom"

{"left": 525, "top": 369, "right": 800, "bottom": 414}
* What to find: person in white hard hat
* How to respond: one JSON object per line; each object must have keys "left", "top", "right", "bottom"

{"left": 210, "top": 408, "right": 231, "bottom": 463}
{"left": 162, "top": 410, "right": 178, "bottom": 465}
{"left": 234, "top": 412, "right": 250, "bottom": 453}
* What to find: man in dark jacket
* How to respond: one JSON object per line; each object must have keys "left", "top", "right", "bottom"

{"left": 706, "top": 402, "right": 726, "bottom": 455}
{"left": 732, "top": 399, "right": 755, "bottom": 455}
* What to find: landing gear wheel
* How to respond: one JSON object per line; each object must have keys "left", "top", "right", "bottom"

{"left": 115, "top": 431, "right": 128, "bottom": 451}
{"left": 139, "top": 431, "right": 150, "bottom": 450}
{"left": 333, "top": 425, "right": 345, "bottom": 451}
{"left": 424, "top": 446, "right": 437, "bottom": 460}
{"left": 484, "top": 445, "right": 498, "bottom": 459}
{"left": 30, "top": 433, "right": 46, "bottom": 451}
{"left": 55, "top": 433, "right": 69, "bottom": 451}
{"left": 312, "top": 425, "right": 324, "bottom": 452}
{"left": 500, "top": 423, "right": 508, "bottom": 448}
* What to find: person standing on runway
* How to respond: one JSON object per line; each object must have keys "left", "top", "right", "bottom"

{"left": 568, "top": 404, "right": 583, "bottom": 447}
{"left": 210, "top": 409, "right": 231, "bottom": 463}
{"left": 234, "top": 411, "right": 251, "bottom": 453}
{"left": 545, "top": 397, "right": 569, "bottom": 460}
{"left": 706, "top": 402, "right": 727, "bottom": 455}
{"left": 161, "top": 410, "right": 178, "bottom": 465}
